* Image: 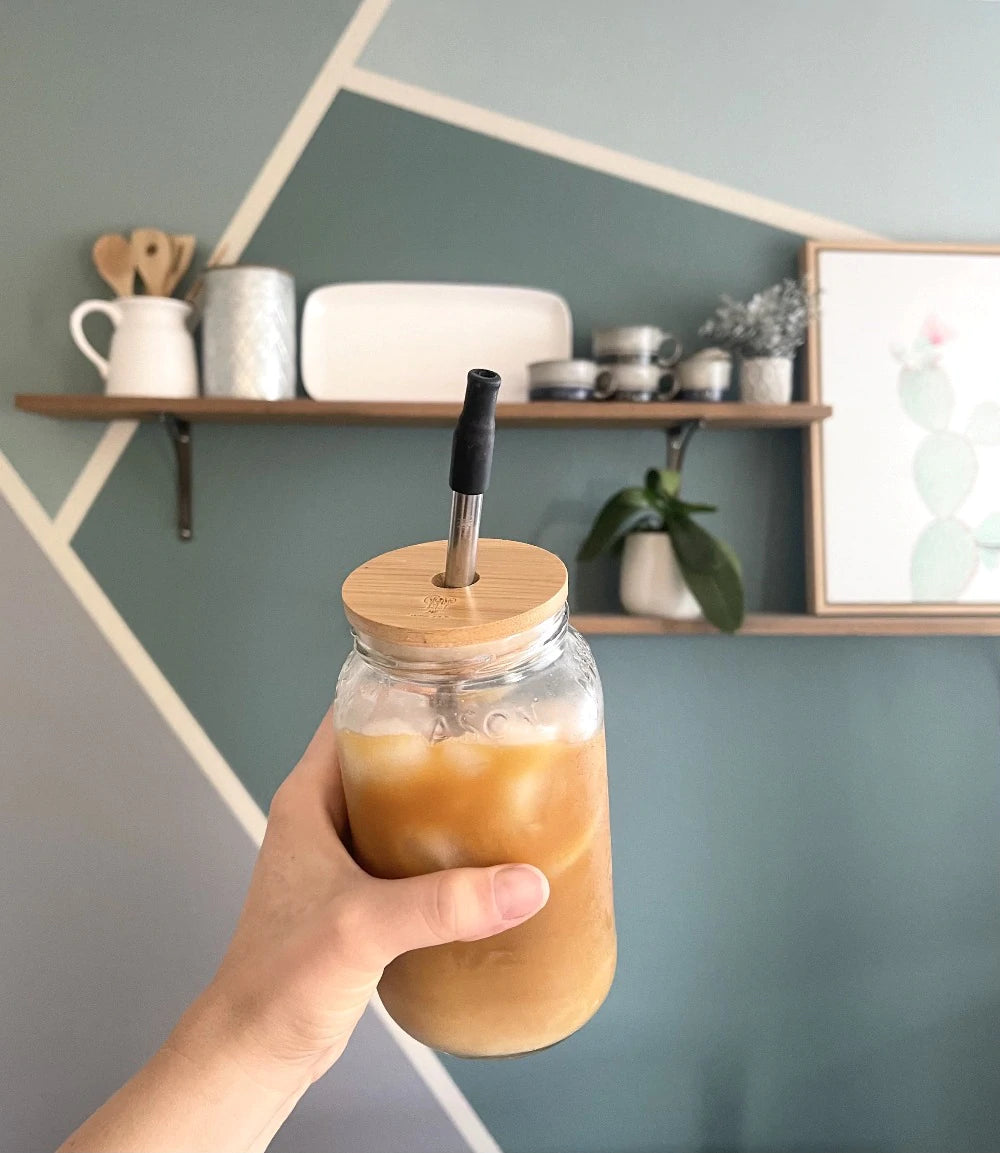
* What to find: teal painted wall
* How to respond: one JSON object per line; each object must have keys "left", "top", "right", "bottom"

{"left": 1, "top": 0, "right": 358, "bottom": 511}
{"left": 75, "top": 87, "right": 1000, "bottom": 1153}
{"left": 362, "top": 0, "right": 1000, "bottom": 240}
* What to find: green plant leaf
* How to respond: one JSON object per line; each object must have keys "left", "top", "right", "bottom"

{"left": 668, "top": 515, "right": 745, "bottom": 632}
{"left": 644, "top": 468, "right": 682, "bottom": 498}
{"left": 673, "top": 499, "right": 718, "bottom": 515}
{"left": 681, "top": 558, "right": 746, "bottom": 633}
{"left": 667, "top": 512, "right": 728, "bottom": 573}
{"left": 578, "top": 488, "right": 661, "bottom": 561}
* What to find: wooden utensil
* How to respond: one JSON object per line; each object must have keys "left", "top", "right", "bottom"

{"left": 92, "top": 233, "right": 134, "bottom": 298}
{"left": 162, "top": 234, "right": 196, "bottom": 296}
{"left": 131, "top": 228, "right": 173, "bottom": 295}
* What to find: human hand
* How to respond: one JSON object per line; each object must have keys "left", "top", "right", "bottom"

{"left": 171, "top": 705, "right": 550, "bottom": 1092}
{"left": 60, "top": 707, "right": 548, "bottom": 1153}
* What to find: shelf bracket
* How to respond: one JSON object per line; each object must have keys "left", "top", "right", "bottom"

{"left": 665, "top": 420, "right": 703, "bottom": 472}
{"left": 161, "top": 415, "right": 192, "bottom": 541}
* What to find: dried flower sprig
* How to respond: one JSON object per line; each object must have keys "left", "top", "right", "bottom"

{"left": 699, "top": 278, "right": 814, "bottom": 358}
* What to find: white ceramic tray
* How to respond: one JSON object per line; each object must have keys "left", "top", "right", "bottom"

{"left": 301, "top": 282, "right": 572, "bottom": 402}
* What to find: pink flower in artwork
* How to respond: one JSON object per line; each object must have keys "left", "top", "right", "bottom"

{"left": 923, "top": 314, "right": 955, "bottom": 346}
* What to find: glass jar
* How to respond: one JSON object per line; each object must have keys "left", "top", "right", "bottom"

{"left": 334, "top": 540, "right": 616, "bottom": 1058}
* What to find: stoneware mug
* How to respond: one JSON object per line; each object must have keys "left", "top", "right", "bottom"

{"left": 527, "top": 358, "right": 599, "bottom": 401}
{"left": 592, "top": 325, "right": 683, "bottom": 367}
{"left": 70, "top": 296, "right": 199, "bottom": 398}
{"left": 674, "top": 347, "right": 733, "bottom": 402}
{"left": 595, "top": 361, "right": 678, "bottom": 402}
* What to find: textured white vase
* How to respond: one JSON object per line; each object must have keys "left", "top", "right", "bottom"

{"left": 619, "top": 532, "right": 701, "bottom": 619}
{"left": 740, "top": 356, "right": 793, "bottom": 403}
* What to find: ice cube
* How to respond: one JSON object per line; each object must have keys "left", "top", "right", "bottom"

{"left": 507, "top": 770, "right": 546, "bottom": 825}
{"left": 437, "top": 738, "right": 492, "bottom": 776}
{"left": 363, "top": 733, "right": 429, "bottom": 777}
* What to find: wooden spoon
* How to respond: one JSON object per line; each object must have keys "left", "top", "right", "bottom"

{"left": 162, "top": 234, "right": 196, "bottom": 296}
{"left": 131, "top": 228, "right": 173, "bottom": 295}
{"left": 92, "top": 233, "right": 134, "bottom": 297}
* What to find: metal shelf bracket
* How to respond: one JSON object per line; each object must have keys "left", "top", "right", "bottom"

{"left": 161, "top": 415, "right": 192, "bottom": 541}
{"left": 665, "top": 419, "right": 704, "bottom": 472}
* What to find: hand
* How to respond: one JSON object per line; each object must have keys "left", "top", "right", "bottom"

{"left": 183, "top": 704, "right": 550, "bottom": 1086}
{"left": 60, "top": 707, "right": 549, "bottom": 1153}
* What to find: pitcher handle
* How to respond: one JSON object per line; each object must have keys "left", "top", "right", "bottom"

{"left": 70, "top": 299, "right": 122, "bottom": 379}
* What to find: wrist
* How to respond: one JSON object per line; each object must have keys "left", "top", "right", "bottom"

{"left": 166, "top": 983, "right": 316, "bottom": 1104}
{"left": 58, "top": 990, "right": 312, "bottom": 1153}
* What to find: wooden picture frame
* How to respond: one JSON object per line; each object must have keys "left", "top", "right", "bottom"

{"left": 803, "top": 239, "right": 1000, "bottom": 615}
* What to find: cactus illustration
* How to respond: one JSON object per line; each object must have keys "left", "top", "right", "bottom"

{"left": 911, "top": 518, "right": 978, "bottom": 601}
{"left": 913, "top": 431, "right": 977, "bottom": 517}
{"left": 892, "top": 315, "right": 956, "bottom": 431}
{"left": 976, "top": 512, "right": 1000, "bottom": 570}
{"left": 894, "top": 316, "right": 999, "bottom": 601}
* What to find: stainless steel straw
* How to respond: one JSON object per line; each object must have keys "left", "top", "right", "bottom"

{"left": 442, "top": 369, "right": 501, "bottom": 588}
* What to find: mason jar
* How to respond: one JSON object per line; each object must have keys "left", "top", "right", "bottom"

{"left": 334, "top": 538, "right": 616, "bottom": 1058}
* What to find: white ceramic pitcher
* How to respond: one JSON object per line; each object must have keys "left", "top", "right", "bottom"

{"left": 70, "top": 296, "right": 198, "bottom": 397}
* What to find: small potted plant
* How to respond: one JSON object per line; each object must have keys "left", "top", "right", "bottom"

{"left": 698, "top": 277, "right": 813, "bottom": 403}
{"left": 578, "top": 468, "right": 744, "bottom": 632}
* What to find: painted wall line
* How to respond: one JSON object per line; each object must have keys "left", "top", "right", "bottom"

{"left": 206, "top": 0, "right": 395, "bottom": 266}
{"left": 53, "top": 420, "right": 139, "bottom": 543}
{"left": 345, "top": 68, "right": 884, "bottom": 243}
{"left": 1, "top": 444, "right": 503, "bottom": 1153}
{"left": 369, "top": 997, "right": 503, "bottom": 1153}
{"left": 51, "top": 0, "right": 396, "bottom": 545}
{"left": 1, "top": 447, "right": 267, "bottom": 845}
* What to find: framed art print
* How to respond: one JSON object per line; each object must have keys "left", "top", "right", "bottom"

{"left": 804, "top": 241, "right": 1000, "bottom": 615}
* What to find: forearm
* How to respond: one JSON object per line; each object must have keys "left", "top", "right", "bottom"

{"left": 57, "top": 993, "right": 311, "bottom": 1153}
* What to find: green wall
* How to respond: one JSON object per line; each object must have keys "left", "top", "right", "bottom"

{"left": 75, "top": 91, "right": 1000, "bottom": 1152}
{"left": 0, "top": 0, "right": 358, "bottom": 512}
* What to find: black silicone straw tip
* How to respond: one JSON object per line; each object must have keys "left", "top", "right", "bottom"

{"left": 449, "top": 369, "right": 501, "bottom": 495}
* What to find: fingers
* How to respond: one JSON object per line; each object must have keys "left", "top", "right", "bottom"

{"left": 275, "top": 703, "right": 348, "bottom": 835}
{"left": 355, "top": 865, "right": 550, "bottom": 964}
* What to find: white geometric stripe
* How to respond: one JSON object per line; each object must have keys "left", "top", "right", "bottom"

{"left": 346, "top": 66, "right": 883, "bottom": 242}
{"left": 54, "top": 420, "right": 139, "bottom": 543}
{"left": 207, "top": 0, "right": 397, "bottom": 268}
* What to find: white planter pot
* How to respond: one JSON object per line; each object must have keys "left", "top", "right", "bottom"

{"left": 740, "top": 356, "right": 793, "bottom": 404}
{"left": 619, "top": 532, "right": 701, "bottom": 619}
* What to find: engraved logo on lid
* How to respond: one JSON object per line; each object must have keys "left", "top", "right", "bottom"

{"left": 421, "top": 594, "right": 457, "bottom": 616}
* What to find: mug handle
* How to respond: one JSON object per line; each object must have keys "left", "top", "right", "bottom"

{"left": 657, "top": 368, "right": 681, "bottom": 400}
{"left": 70, "top": 299, "right": 122, "bottom": 380}
{"left": 656, "top": 333, "right": 683, "bottom": 369}
{"left": 593, "top": 369, "right": 615, "bottom": 400}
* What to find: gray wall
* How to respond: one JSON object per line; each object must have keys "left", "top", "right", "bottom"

{"left": 0, "top": 496, "right": 473, "bottom": 1153}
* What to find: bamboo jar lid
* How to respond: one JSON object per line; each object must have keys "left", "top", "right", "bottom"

{"left": 342, "top": 539, "right": 568, "bottom": 647}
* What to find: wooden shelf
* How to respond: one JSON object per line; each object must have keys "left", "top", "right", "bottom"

{"left": 14, "top": 392, "right": 830, "bottom": 543}
{"left": 571, "top": 613, "right": 1000, "bottom": 636}
{"left": 18, "top": 391, "right": 989, "bottom": 637}
{"left": 14, "top": 394, "right": 831, "bottom": 429}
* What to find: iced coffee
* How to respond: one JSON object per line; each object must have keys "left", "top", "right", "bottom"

{"left": 336, "top": 531, "right": 615, "bottom": 1058}
{"left": 337, "top": 725, "right": 616, "bottom": 1057}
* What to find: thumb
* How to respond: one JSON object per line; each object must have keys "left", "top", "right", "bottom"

{"left": 361, "top": 864, "right": 549, "bottom": 963}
